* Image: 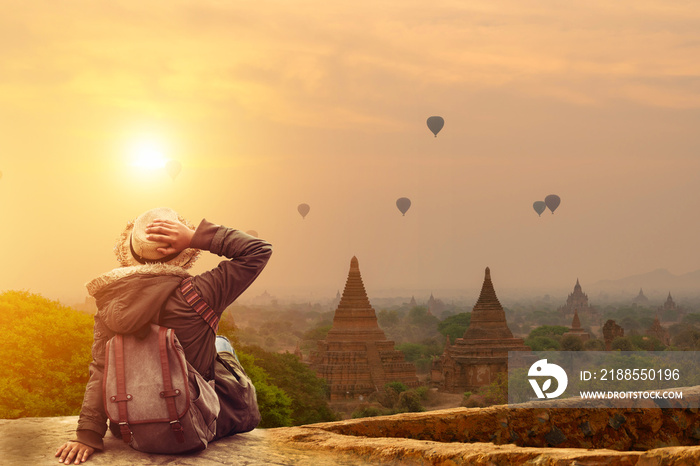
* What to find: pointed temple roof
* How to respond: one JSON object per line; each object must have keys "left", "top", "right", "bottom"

{"left": 462, "top": 267, "right": 514, "bottom": 340}
{"left": 435, "top": 267, "right": 529, "bottom": 393}
{"left": 633, "top": 288, "right": 649, "bottom": 304}
{"left": 310, "top": 256, "right": 419, "bottom": 399}
{"left": 571, "top": 309, "right": 582, "bottom": 329}
{"left": 562, "top": 308, "right": 590, "bottom": 342}
{"left": 574, "top": 278, "right": 582, "bottom": 292}
{"left": 325, "top": 256, "right": 387, "bottom": 342}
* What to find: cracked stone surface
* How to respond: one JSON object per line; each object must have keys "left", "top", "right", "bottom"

{"left": 4, "top": 408, "right": 700, "bottom": 466}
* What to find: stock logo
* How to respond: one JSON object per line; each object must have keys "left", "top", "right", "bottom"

{"left": 528, "top": 359, "right": 568, "bottom": 399}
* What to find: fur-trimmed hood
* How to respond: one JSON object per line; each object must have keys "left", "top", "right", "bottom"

{"left": 86, "top": 264, "right": 191, "bottom": 335}
{"left": 86, "top": 264, "right": 191, "bottom": 297}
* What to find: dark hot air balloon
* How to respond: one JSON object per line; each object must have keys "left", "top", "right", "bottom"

{"left": 426, "top": 116, "right": 444, "bottom": 137}
{"left": 544, "top": 194, "right": 561, "bottom": 214}
{"left": 533, "top": 201, "right": 546, "bottom": 217}
{"left": 396, "top": 197, "right": 411, "bottom": 216}
{"left": 297, "top": 203, "right": 310, "bottom": 219}
{"left": 165, "top": 159, "right": 181, "bottom": 180}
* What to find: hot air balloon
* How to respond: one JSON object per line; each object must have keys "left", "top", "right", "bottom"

{"left": 246, "top": 230, "right": 258, "bottom": 237}
{"left": 426, "top": 116, "right": 444, "bottom": 137}
{"left": 533, "top": 201, "right": 546, "bottom": 217}
{"left": 298, "top": 203, "right": 310, "bottom": 219}
{"left": 544, "top": 194, "right": 561, "bottom": 214}
{"left": 396, "top": 197, "right": 411, "bottom": 216}
{"left": 165, "top": 159, "right": 181, "bottom": 180}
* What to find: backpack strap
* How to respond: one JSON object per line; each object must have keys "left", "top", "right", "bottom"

{"left": 158, "top": 327, "right": 185, "bottom": 444}
{"left": 180, "top": 277, "right": 219, "bottom": 333}
{"left": 112, "top": 334, "right": 133, "bottom": 443}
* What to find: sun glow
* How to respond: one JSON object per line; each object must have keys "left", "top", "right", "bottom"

{"left": 128, "top": 138, "right": 168, "bottom": 169}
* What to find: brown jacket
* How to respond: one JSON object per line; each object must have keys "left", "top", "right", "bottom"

{"left": 76, "top": 219, "right": 272, "bottom": 450}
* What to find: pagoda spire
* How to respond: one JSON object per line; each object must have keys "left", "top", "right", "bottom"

{"left": 463, "top": 267, "right": 514, "bottom": 340}
{"left": 571, "top": 309, "right": 581, "bottom": 329}
{"left": 325, "top": 256, "right": 386, "bottom": 342}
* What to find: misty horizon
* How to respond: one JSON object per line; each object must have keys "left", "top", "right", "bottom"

{"left": 2, "top": 2, "right": 699, "bottom": 310}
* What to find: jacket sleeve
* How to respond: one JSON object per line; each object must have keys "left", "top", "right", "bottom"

{"left": 188, "top": 219, "right": 273, "bottom": 314}
{"left": 74, "top": 316, "right": 110, "bottom": 450}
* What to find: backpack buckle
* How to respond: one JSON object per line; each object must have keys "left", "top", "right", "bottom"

{"left": 118, "top": 421, "right": 133, "bottom": 444}
{"left": 170, "top": 420, "right": 185, "bottom": 443}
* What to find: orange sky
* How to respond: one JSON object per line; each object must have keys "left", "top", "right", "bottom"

{"left": 1, "top": 0, "right": 700, "bottom": 304}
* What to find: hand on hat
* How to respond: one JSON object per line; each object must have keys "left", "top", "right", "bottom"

{"left": 145, "top": 219, "right": 194, "bottom": 256}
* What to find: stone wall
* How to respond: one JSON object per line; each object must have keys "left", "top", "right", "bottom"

{"left": 314, "top": 385, "right": 700, "bottom": 452}
{"left": 5, "top": 387, "right": 700, "bottom": 465}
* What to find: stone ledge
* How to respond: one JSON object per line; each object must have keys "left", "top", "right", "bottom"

{"left": 4, "top": 411, "right": 700, "bottom": 466}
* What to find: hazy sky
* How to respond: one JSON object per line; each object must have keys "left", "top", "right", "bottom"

{"left": 2, "top": 1, "right": 700, "bottom": 304}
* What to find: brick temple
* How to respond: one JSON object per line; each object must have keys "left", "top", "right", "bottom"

{"left": 562, "top": 309, "right": 591, "bottom": 343}
{"left": 431, "top": 267, "right": 529, "bottom": 393}
{"left": 309, "top": 257, "right": 419, "bottom": 400}
{"left": 558, "top": 278, "right": 600, "bottom": 325}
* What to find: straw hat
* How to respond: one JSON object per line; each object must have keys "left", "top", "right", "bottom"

{"left": 114, "top": 207, "right": 201, "bottom": 269}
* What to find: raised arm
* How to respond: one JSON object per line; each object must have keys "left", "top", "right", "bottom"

{"left": 186, "top": 219, "right": 272, "bottom": 313}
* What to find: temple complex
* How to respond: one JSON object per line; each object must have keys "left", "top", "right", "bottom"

{"left": 659, "top": 292, "right": 685, "bottom": 322}
{"left": 431, "top": 267, "right": 529, "bottom": 393}
{"left": 309, "top": 257, "right": 419, "bottom": 400}
{"left": 427, "top": 293, "right": 446, "bottom": 316}
{"left": 558, "top": 279, "right": 599, "bottom": 325}
{"left": 662, "top": 292, "right": 677, "bottom": 311}
{"left": 633, "top": 288, "right": 650, "bottom": 306}
{"left": 561, "top": 309, "right": 590, "bottom": 343}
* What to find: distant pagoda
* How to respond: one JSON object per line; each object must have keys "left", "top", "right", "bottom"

{"left": 633, "top": 288, "right": 650, "bottom": 306}
{"left": 431, "top": 267, "right": 529, "bottom": 393}
{"left": 659, "top": 292, "right": 684, "bottom": 322}
{"left": 562, "top": 309, "right": 590, "bottom": 343}
{"left": 662, "top": 292, "right": 676, "bottom": 311}
{"left": 309, "top": 257, "right": 419, "bottom": 400}
{"left": 558, "top": 278, "right": 599, "bottom": 325}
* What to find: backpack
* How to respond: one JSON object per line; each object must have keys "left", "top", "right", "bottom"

{"left": 103, "top": 324, "right": 220, "bottom": 454}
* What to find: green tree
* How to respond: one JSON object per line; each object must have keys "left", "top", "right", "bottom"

{"left": 525, "top": 336, "right": 560, "bottom": 351}
{"left": 377, "top": 310, "right": 399, "bottom": 328}
{"left": 384, "top": 381, "right": 408, "bottom": 394}
{"left": 583, "top": 339, "right": 605, "bottom": 351}
{"left": 476, "top": 372, "right": 508, "bottom": 406}
{"left": 682, "top": 314, "right": 700, "bottom": 325}
{"left": 302, "top": 324, "right": 332, "bottom": 341}
{"left": 611, "top": 337, "right": 634, "bottom": 351}
{"left": 236, "top": 351, "right": 293, "bottom": 427}
{"left": 0, "top": 291, "right": 94, "bottom": 418}
{"left": 397, "top": 390, "right": 424, "bottom": 413}
{"left": 437, "top": 312, "right": 471, "bottom": 341}
{"left": 671, "top": 328, "right": 700, "bottom": 350}
{"left": 560, "top": 335, "right": 583, "bottom": 351}
{"left": 408, "top": 306, "right": 439, "bottom": 328}
{"left": 528, "top": 325, "right": 569, "bottom": 339}
{"left": 629, "top": 335, "right": 666, "bottom": 351}
{"left": 241, "top": 346, "right": 337, "bottom": 425}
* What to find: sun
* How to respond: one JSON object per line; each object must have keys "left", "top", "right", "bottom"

{"left": 128, "top": 138, "right": 168, "bottom": 169}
